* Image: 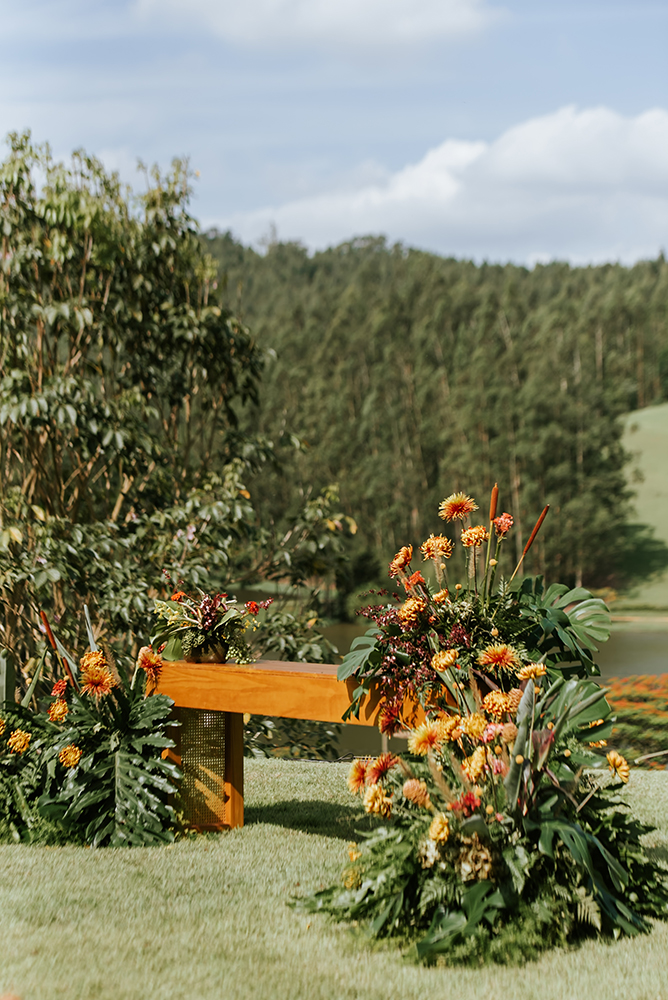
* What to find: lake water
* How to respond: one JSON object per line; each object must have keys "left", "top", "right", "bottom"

{"left": 321, "top": 622, "right": 668, "bottom": 756}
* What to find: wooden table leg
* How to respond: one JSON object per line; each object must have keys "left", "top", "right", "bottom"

{"left": 224, "top": 712, "right": 244, "bottom": 828}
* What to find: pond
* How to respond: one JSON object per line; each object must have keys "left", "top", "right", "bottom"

{"left": 322, "top": 620, "right": 668, "bottom": 757}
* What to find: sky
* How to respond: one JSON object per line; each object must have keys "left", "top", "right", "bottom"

{"left": 1, "top": 0, "right": 667, "bottom": 264}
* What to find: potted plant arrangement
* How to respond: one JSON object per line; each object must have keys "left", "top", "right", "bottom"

{"left": 151, "top": 587, "right": 272, "bottom": 663}
{"left": 299, "top": 487, "right": 668, "bottom": 964}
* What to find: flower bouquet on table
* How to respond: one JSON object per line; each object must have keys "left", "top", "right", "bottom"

{"left": 300, "top": 487, "right": 668, "bottom": 964}
{"left": 151, "top": 583, "right": 273, "bottom": 663}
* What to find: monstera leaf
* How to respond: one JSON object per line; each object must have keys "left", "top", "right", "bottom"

{"left": 520, "top": 581, "right": 611, "bottom": 675}
{"left": 38, "top": 681, "right": 181, "bottom": 847}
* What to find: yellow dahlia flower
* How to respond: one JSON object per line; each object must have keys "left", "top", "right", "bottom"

{"left": 432, "top": 649, "right": 458, "bottom": 671}
{"left": 607, "top": 750, "right": 630, "bottom": 783}
{"left": 59, "top": 744, "right": 83, "bottom": 769}
{"left": 7, "top": 729, "right": 31, "bottom": 754}
{"left": 460, "top": 713, "right": 487, "bottom": 741}
{"left": 428, "top": 813, "right": 450, "bottom": 843}
{"left": 462, "top": 746, "right": 487, "bottom": 783}
{"left": 461, "top": 525, "right": 489, "bottom": 548}
{"left": 363, "top": 784, "right": 392, "bottom": 818}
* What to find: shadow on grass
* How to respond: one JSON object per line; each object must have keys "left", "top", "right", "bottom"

{"left": 245, "top": 800, "right": 380, "bottom": 840}
{"left": 645, "top": 843, "right": 668, "bottom": 865}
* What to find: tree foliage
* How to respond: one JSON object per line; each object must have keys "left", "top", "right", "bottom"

{"left": 206, "top": 231, "right": 668, "bottom": 590}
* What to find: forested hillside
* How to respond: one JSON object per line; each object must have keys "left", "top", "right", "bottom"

{"left": 204, "top": 231, "right": 668, "bottom": 592}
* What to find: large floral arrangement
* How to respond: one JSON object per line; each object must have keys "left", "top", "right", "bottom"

{"left": 0, "top": 617, "right": 180, "bottom": 847}
{"left": 302, "top": 488, "right": 668, "bottom": 963}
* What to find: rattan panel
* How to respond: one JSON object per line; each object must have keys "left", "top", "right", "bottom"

{"left": 174, "top": 707, "right": 226, "bottom": 829}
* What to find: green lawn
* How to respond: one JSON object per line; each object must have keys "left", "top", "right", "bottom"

{"left": 2, "top": 761, "right": 668, "bottom": 1000}
{"left": 620, "top": 402, "right": 668, "bottom": 611}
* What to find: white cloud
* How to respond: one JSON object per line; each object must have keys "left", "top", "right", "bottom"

{"left": 134, "top": 0, "right": 498, "bottom": 48}
{"left": 219, "top": 106, "right": 668, "bottom": 264}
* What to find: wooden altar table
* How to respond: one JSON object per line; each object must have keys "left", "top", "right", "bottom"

{"left": 155, "top": 659, "right": 410, "bottom": 831}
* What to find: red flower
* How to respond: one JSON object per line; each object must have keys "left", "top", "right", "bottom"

{"left": 493, "top": 512, "right": 514, "bottom": 537}
{"left": 458, "top": 791, "right": 481, "bottom": 817}
{"left": 367, "top": 753, "right": 399, "bottom": 784}
{"left": 403, "top": 570, "right": 426, "bottom": 592}
{"left": 51, "top": 678, "right": 68, "bottom": 698}
{"left": 171, "top": 591, "right": 187, "bottom": 601}
{"left": 378, "top": 703, "right": 402, "bottom": 736}
{"left": 245, "top": 601, "right": 260, "bottom": 615}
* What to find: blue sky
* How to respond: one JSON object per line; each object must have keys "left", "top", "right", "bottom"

{"left": 1, "top": 0, "right": 667, "bottom": 262}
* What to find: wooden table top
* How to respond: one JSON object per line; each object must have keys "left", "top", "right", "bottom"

{"left": 154, "top": 658, "right": 399, "bottom": 727}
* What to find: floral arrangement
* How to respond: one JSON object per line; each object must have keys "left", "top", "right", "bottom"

{"left": 0, "top": 617, "right": 180, "bottom": 847}
{"left": 151, "top": 584, "right": 273, "bottom": 663}
{"left": 301, "top": 488, "right": 668, "bottom": 963}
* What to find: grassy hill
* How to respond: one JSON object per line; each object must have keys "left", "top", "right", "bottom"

{"left": 617, "top": 401, "right": 668, "bottom": 610}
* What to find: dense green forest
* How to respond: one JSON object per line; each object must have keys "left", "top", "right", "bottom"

{"left": 204, "top": 231, "right": 668, "bottom": 595}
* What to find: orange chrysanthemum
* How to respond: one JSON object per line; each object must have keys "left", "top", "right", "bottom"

{"left": 607, "top": 750, "right": 630, "bottom": 783}
{"left": 7, "top": 729, "right": 31, "bottom": 754}
{"left": 461, "top": 525, "right": 489, "bottom": 548}
{"left": 348, "top": 757, "right": 369, "bottom": 794}
{"left": 136, "top": 645, "right": 163, "bottom": 683}
{"left": 0, "top": 717, "right": 5, "bottom": 738}
{"left": 420, "top": 534, "right": 454, "bottom": 561}
{"left": 402, "top": 778, "right": 431, "bottom": 809}
{"left": 59, "top": 744, "right": 83, "bottom": 768}
{"left": 48, "top": 699, "right": 69, "bottom": 723}
{"left": 477, "top": 644, "right": 520, "bottom": 673}
{"left": 433, "top": 589, "right": 449, "bottom": 604}
{"left": 407, "top": 720, "right": 442, "bottom": 755}
{"left": 428, "top": 813, "right": 450, "bottom": 843}
{"left": 388, "top": 545, "right": 413, "bottom": 578}
{"left": 80, "top": 651, "right": 115, "bottom": 699}
{"left": 367, "top": 752, "right": 399, "bottom": 785}
{"left": 482, "top": 690, "right": 511, "bottom": 719}
{"left": 171, "top": 591, "right": 187, "bottom": 601}
{"left": 348, "top": 843, "right": 362, "bottom": 862}
{"left": 438, "top": 493, "right": 478, "bottom": 522}
{"left": 397, "top": 597, "right": 426, "bottom": 629}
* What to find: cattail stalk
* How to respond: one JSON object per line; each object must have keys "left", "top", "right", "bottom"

{"left": 509, "top": 505, "right": 549, "bottom": 582}
{"left": 40, "top": 610, "right": 78, "bottom": 690}
{"left": 482, "top": 482, "right": 499, "bottom": 604}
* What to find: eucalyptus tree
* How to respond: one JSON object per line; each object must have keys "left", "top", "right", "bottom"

{"left": 0, "top": 134, "right": 351, "bottom": 678}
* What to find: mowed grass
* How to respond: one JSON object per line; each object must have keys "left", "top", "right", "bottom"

{"left": 2, "top": 762, "right": 668, "bottom": 1000}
